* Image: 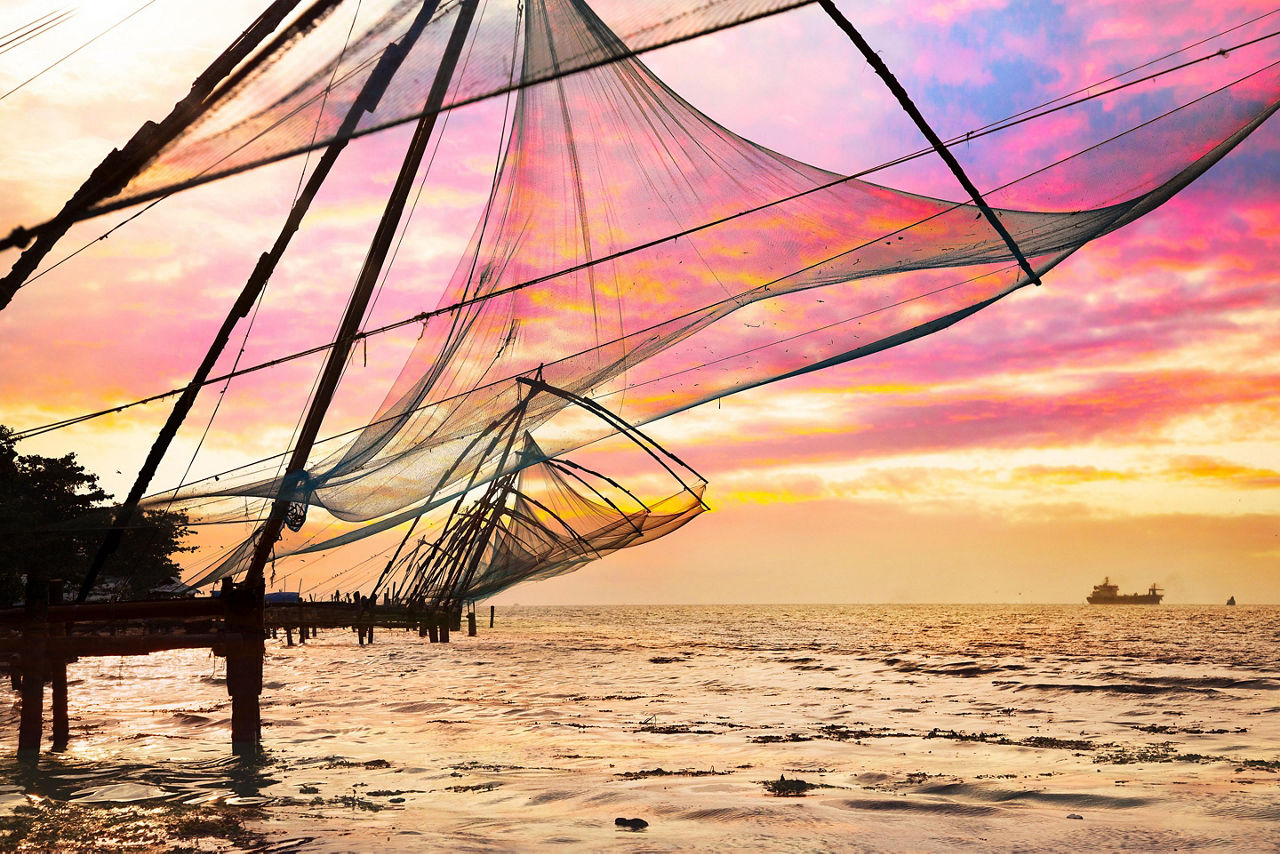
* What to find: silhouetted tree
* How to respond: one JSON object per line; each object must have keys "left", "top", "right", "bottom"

{"left": 0, "top": 426, "right": 193, "bottom": 604}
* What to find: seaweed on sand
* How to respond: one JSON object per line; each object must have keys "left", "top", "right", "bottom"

{"left": 762, "top": 775, "right": 831, "bottom": 797}
{"left": 615, "top": 767, "right": 730, "bottom": 780}
{"left": 635, "top": 723, "right": 717, "bottom": 734}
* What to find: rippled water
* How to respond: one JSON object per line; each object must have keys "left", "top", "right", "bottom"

{"left": 3, "top": 605, "right": 1279, "bottom": 851}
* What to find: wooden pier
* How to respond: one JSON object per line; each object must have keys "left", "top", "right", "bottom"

{"left": 1, "top": 580, "right": 473, "bottom": 758}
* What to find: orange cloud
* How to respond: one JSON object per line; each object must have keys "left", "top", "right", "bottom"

{"left": 1165, "top": 455, "right": 1280, "bottom": 488}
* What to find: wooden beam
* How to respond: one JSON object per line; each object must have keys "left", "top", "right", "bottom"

{"left": 0, "top": 633, "right": 259, "bottom": 657}
{"left": 0, "top": 596, "right": 225, "bottom": 625}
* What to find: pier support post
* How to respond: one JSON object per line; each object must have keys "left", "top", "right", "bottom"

{"left": 467, "top": 610, "right": 476, "bottom": 637}
{"left": 49, "top": 580, "right": 69, "bottom": 753}
{"left": 51, "top": 660, "right": 68, "bottom": 752}
{"left": 223, "top": 578, "right": 264, "bottom": 755}
{"left": 489, "top": 605, "right": 494, "bottom": 628}
{"left": 17, "top": 571, "right": 49, "bottom": 760}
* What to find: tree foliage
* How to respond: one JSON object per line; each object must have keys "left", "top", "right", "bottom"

{"left": 0, "top": 426, "right": 193, "bottom": 604}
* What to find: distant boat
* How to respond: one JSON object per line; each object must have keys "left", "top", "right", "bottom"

{"left": 1086, "top": 577, "right": 1163, "bottom": 605}
{"left": 1227, "top": 596, "right": 1237, "bottom": 606}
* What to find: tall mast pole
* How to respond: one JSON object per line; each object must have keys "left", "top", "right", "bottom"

{"left": 0, "top": 0, "right": 343, "bottom": 310}
{"left": 222, "top": 0, "right": 478, "bottom": 752}
{"left": 242, "top": 0, "right": 480, "bottom": 592}
{"left": 78, "top": 0, "right": 446, "bottom": 603}
{"left": 817, "top": 0, "right": 1042, "bottom": 288}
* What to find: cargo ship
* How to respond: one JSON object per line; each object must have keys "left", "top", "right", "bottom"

{"left": 1086, "top": 577, "right": 1163, "bottom": 604}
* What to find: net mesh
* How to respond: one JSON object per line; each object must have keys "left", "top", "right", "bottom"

{"left": 93, "top": 0, "right": 810, "bottom": 214}
{"left": 138, "top": 0, "right": 1280, "bottom": 590}
{"left": 394, "top": 433, "right": 704, "bottom": 605}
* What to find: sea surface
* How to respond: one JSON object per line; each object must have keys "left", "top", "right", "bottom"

{"left": 2, "top": 604, "right": 1279, "bottom": 851}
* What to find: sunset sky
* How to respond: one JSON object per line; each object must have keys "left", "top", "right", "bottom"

{"left": 2, "top": 0, "right": 1278, "bottom": 604}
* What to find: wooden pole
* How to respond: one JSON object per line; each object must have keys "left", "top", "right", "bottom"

{"left": 222, "top": 578, "right": 264, "bottom": 754}
{"left": 77, "top": 0, "right": 444, "bottom": 603}
{"left": 49, "top": 580, "right": 69, "bottom": 752}
{"left": 50, "top": 654, "right": 68, "bottom": 752}
{"left": 489, "top": 604, "right": 495, "bottom": 628}
{"left": 817, "top": 0, "right": 1041, "bottom": 288}
{"left": 208, "top": 0, "right": 472, "bottom": 754}
{"left": 17, "top": 571, "right": 49, "bottom": 759}
{"left": 238, "top": 0, "right": 476, "bottom": 599}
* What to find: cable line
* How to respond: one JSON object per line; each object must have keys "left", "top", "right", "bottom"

{"left": 0, "top": 1, "right": 159, "bottom": 103}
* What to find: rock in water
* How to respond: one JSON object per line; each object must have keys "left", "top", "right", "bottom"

{"left": 615, "top": 817, "right": 649, "bottom": 830}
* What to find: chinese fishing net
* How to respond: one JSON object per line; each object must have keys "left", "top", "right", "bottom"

{"left": 125, "top": 0, "right": 1280, "bottom": 591}
{"left": 387, "top": 433, "right": 705, "bottom": 606}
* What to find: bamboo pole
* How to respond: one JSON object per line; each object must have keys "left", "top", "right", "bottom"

{"left": 239, "top": 0, "right": 475, "bottom": 596}
{"left": 817, "top": 0, "right": 1041, "bottom": 287}
{"left": 77, "top": 0, "right": 446, "bottom": 602}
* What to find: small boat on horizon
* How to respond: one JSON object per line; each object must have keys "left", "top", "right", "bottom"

{"left": 1227, "top": 595, "right": 1237, "bottom": 606}
{"left": 1086, "top": 577, "right": 1163, "bottom": 605}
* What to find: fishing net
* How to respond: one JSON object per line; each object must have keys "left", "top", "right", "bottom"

{"left": 388, "top": 433, "right": 704, "bottom": 605}
{"left": 142, "top": 0, "right": 1280, "bottom": 589}
{"left": 92, "top": 0, "right": 810, "bottom": 215}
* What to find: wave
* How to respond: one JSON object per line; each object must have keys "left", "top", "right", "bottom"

{"left": 1003, "top": 682, "right": 1223, "bottom": 696}
{"left": 917, "top": 782, "right": 1151, "bottom": 809}
{"left": 883, "top": 658, "right": 1029, "bottom": 678}
{"left": 839, "top": 797, "right": 1000, "bottom": 816}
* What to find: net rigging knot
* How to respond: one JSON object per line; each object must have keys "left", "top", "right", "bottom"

{"left": 3, "top": 225, "right": 31, "bottom": 250}
{"left": 284, "top": 502, "right": 308, "bottom": 532}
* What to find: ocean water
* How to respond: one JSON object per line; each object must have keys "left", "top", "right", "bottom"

{"left": 2, "top": 604, "right": 1279, "bottom": 851}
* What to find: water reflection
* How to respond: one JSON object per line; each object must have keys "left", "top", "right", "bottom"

{"left": 2, "top": 753, "right": 279, "bottom": 805}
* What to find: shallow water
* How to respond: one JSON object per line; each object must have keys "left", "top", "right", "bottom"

{"left": 3, "top": 604, "right": 1279, "bottom": 851}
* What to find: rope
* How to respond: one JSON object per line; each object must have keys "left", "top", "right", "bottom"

{"left": 0, "top": 8, "right": 75, "bottom": 57}
{"left": 0, "top": 1, "right": 157, "bottom": 102}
